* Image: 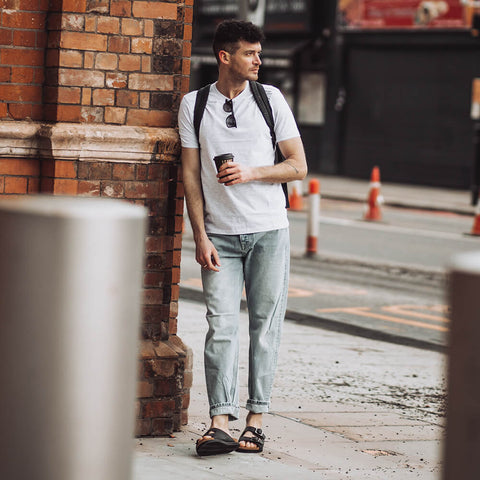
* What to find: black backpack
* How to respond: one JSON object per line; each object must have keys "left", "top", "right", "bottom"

{"left": 193, "top": 80, "right": 290, "bottom": 208}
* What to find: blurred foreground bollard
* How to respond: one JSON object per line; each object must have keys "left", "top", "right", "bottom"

{"left": 0, "top": 196, "right": 147, "bottom": 480}
{"left": 444, "top": 251, "right": 480, "bottom": 480}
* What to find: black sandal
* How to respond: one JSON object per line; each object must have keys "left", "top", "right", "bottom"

{"left": 195, "top": 428, "right": 239, "bottom": 456}
{"left": 236, "top": 426, "right": 265, "bottom": 453}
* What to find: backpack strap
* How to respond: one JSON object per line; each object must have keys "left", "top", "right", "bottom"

{"left": 193, "top": 84, "right": 211, "bottom": 148}
{"left": 249, "top": 81, "right": 290, "bottom": 208}
{"left": 249, "top": 80, "right": 276, "bottom": 149}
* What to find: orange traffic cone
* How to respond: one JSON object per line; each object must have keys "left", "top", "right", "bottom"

{"left": 364, "top": 166, "right": 383, "bottom": 221}
{"left": 471, "top": 196, "right": 480, "bottom": 235}
{"left": 288, "top": 180, "right": 304, "bottom": 211}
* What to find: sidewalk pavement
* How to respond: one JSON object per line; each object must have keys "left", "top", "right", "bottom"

{"left": 314, "top": 174, "right": 472, "bottom": 216}
{"left": 133, "top": 299, "right": 446, "bottom": 480}
{"left": 133, "top": 176, "right": 451, "bottom": 479}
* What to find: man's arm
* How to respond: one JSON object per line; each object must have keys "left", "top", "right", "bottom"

{"left": 217, "top": 136, "right": 307, "bottom": 186}
{"left": 182, "top": 147, "right": 221, "bottom": 271}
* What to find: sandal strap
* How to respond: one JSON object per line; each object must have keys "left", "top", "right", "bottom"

{"left": 239, "top": 426, "right": 265, "bottom": 445}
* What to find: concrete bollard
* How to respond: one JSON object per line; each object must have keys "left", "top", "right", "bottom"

{"left": 444, "top": 251, "right": 480, "bottom": 480}
{"left": 0, "top": 196, "right": 147, "bottom": 480}
{"left": 306, "top": 178, "right": 320, "bottom": 256}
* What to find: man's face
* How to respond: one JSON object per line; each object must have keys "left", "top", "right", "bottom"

{"left": 224, "top": 41, "right": 262, "bottom": 82}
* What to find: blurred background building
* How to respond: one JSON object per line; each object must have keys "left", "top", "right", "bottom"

{"left": 190, "top": 0, "right": 480, "bottom": 189}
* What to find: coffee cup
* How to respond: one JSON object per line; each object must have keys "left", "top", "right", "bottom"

{"left": 213, "top": 153, "right": 234, "bottom": 172}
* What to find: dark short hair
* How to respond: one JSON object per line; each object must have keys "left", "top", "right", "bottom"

{"left": 212, "top": 20, "right": 265, "bottom": 63}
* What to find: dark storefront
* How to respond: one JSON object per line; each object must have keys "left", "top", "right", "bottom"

{"left": 333, "top": 0, "right": 480, "bottom": 189}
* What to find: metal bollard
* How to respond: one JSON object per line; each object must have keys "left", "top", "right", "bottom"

{"left": 0, "top": 196, "right": 147, "bottom": 480}
{"left": 444, "top": 251, "right": 480, "bottom": 480}
{"left": 306, "top": 179, "right": 320, "bottom": 256}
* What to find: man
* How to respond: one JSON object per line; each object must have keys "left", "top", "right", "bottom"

{"left": 178, "top": 20, "right": 307, "bottom": 456}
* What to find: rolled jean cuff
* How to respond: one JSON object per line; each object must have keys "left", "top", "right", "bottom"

{"left": 246, "top": 399, "right": 270, "bottom": 414}
{"left": 210, "top": 403, "right": 240, "bottom": 421}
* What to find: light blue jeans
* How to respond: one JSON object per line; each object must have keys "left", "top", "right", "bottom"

{"left": 201, "top": 228, "right": 290, "bottom": 420}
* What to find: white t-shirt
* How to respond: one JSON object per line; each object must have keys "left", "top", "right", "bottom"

{"left": 178, "top": 82, "right": 300, "bottom": 235}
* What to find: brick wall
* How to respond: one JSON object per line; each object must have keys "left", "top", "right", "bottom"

{"left": 0, "top": 0, "right": 194, "bottom": 436}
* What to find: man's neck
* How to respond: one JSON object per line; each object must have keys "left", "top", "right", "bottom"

{"left": 216, "top": 77, "right": 248, "bottom": 100}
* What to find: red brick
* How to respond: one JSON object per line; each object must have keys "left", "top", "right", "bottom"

{"left": 56, "top": 104, "right": 82, "bottom": 122}
{"left": 97, "top": 16, "right": 120, "bottom": 34}
{"left": 183, "top": 41, "right": 191, "bottom": 57}
{"left": 54, "top": 161, "right": 77, "bottom": 178}
{"left": 59, "top": 50, "right": 83, "bottom": 68}
{"left": 132, "top": 1, "right": 177, "bottom": 20}
{"left": 62, "top": 0, "right": 87, "bottom": 13}
{"left": 84, "top": 51, "right": 94, "bottom": 68}
{"left": 95, "top": 53, "right": 118, "bottom": 70}
{"left": 128, "top": 73, "right": 173, "bottom": 91}
{"left": 30, "top": 103, "right": 43, "bottom": 120}
{"left": 33, "top": 68, "right": 44, "bottom": 84}
{"left": 2, "top": 11, "right": 46, "bottom": 29}
{"left": 135, "top": 418, "right": 152, "bottom": 437}
{"left": 121, "top": 18, "right": 143, "bottom": 36}
{"left": 127, "top": 109, "right": 171, "bottom": 127}
{"left": 60, "top": 32, "right": 107, "bottom": 51}
{"left": 28, "top": 177, "right": 40, "bottom": 193}
{"left": 104, "top": 106, "right": 126, "bottom": 124}
{"left": 106, "top": 72, "right": 127, "bottom": 88}
{"left": 110, "top": 0, "right": 131, "bottom": 17}
{"left": 100, "top": 181, "right": 125, "bottom": 198}
{"left": 118, "top": 54, "right": 141, "bottom": 71}
{"left": 4, "top": 177, "right": 28, "bottom": 194}
{"left": 55, "top": 87, "right": 81, "bottom": 104}
{"left": 0, "top": 158, "right": 39, "bottom": 176}
{"left": 92, "top": 88, "right": 115, "bottom": 106}
{"left": 112, "top": 163, "right": 135, "bottom": 180}
{"left": 109, "top": 36, "right": 130, "bottom": 53}
{"left": 61, "top": 13, "right": 85, "bottom": 31}
{"left": 125, "top": 181, "right": 160, "bottom": 199}
{"left": 136, "top": 164, "right": 147, "bottom": 180}
{"left": 141, "top": 56, "right": 151, "bottom": 73}
{"left": 13, "top": 30, "right": 36, "bottom": 47}
{"left": 0, "top": 102, "right": 7, "bottom": 118}
{"left": 36, "top": 31, "right": 47, "bottom": 48}
{"left": 182, "top": 59, "right": 190, "bottom": 76}
{"left": 116, "top": 90, "right": 138, "bottom": 107}
{"left": 59, "top": 68, "right": 104, "bottom": 87}
{"left": 0, "top": 28, "right": 12, "bottom": 46}
{"left": 185, "top": 6, "right": 194, "bottom": 23}
{"left": 0, "top": 176, "right": 4, "bottom": 193}
{"left": 184, "top": 24, "right": 192, "bottom": 41}
{"left": 84, "top": 16, "right": 96, "bottom": 32}
{"left": 144, "top": 20, "right": 154, "bottom": 37}
{"left": 142, "top": 399, "right": 176, "bottom": 418}
{"left": 131, "top": 37, "right": 152, "bottom": 54}
{"left": 137, "top": 381, "right": 153, "bottom": 398}
{"left": 81, "top": 87, "right": 92, "bottom": 105}
{"left": 9, "top": 103, "right": 34, "bottom": 120}
{"left": 80, "top": 106, "right": 103, "bottom": 122}
{"left": 0, "top": 67, "right": 10, "bottom": 82}
{"left": 11, "top": 67, "right": 34, "bottom": 84}
{"left": 78, "top": 180, "right": 100, "bottom": 196}
{"left": 54, "top": 178, "right": 78, "bottom": 195}
{"left": 0, "top": 84, "right": 42, "bottom": 102}
{"left": 1, "top": 48, "right": 44, "bottom": 66}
